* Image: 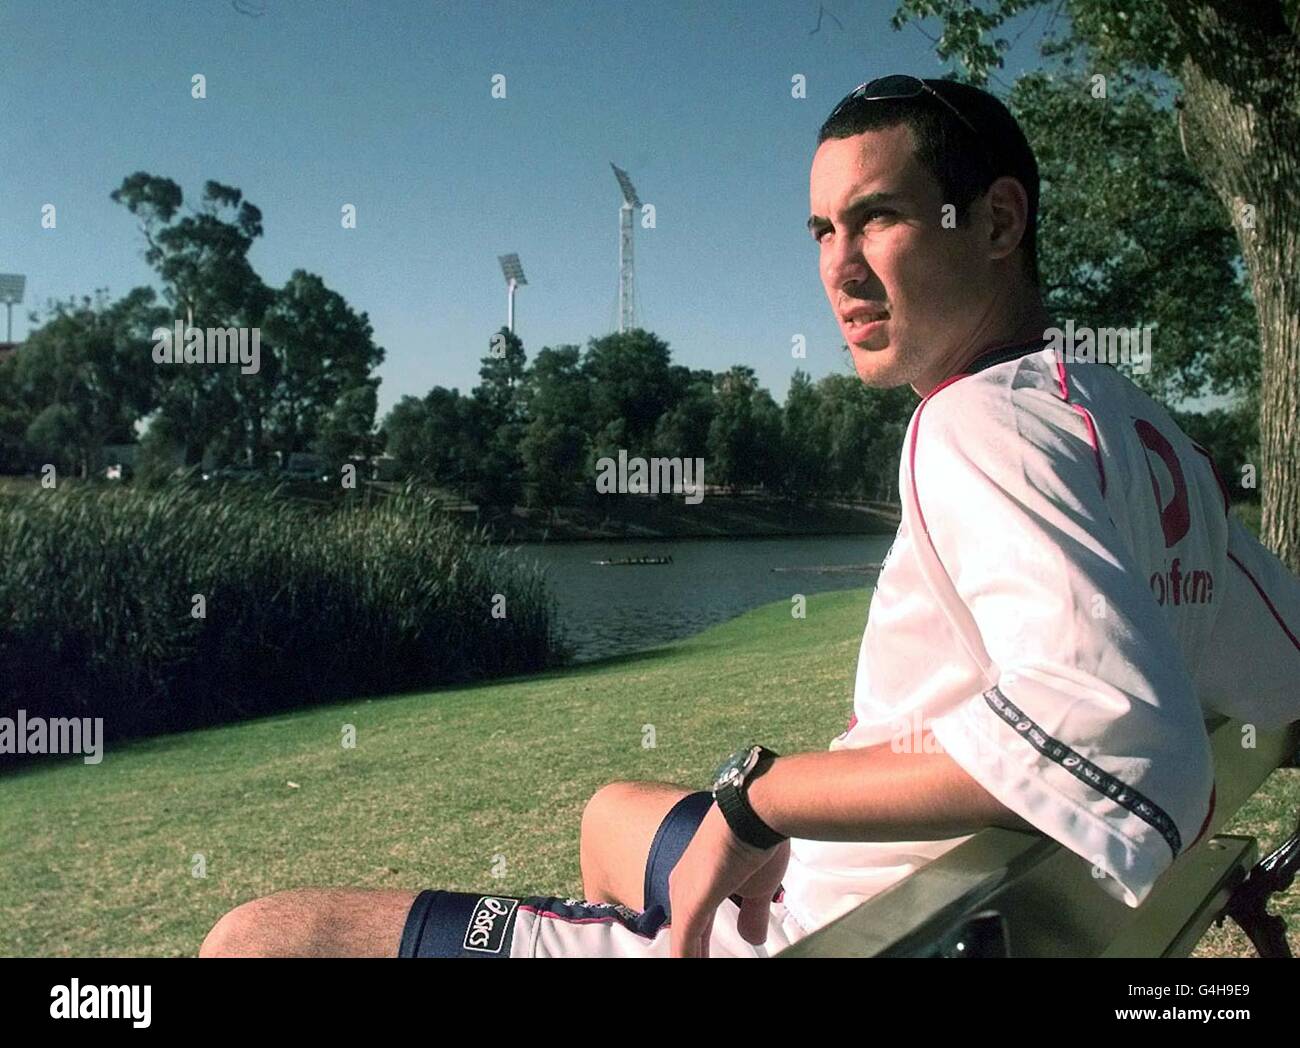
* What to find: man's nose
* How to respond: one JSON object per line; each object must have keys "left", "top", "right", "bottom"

{"left": 824, "top": 237, "right": 871, "bottom": 293}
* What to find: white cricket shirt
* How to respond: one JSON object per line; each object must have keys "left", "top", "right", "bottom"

{"left": 779, "top": 339, "right": 1300, "bottom": 936}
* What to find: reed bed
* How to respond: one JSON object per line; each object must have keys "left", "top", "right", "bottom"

{"left": 0, "top": 482, "right": 563, "bottom": 750}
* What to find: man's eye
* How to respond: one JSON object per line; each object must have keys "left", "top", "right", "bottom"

{"left": 815, "top": 211, "right": 892, "bottom": 242}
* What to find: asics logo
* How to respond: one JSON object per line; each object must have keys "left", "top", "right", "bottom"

{"left": 464, "top": 896, "right": 517, "bottom": 953}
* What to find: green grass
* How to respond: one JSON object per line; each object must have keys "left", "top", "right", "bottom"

{"left": 0, "top": 587, "right": 1294, "bottom": 957}
{"left": 0, "top": 590, "right": 864, "bottom": 957}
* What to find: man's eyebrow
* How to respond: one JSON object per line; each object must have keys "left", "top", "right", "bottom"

{"left": 806, "top": 191, "right": 903, "bottom": 233}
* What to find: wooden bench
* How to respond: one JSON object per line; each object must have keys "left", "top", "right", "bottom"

{"left": 778, "top": 716, "right": 1300, "bottom": 958}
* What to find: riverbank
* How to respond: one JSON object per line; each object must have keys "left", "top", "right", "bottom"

{"left": 467, "top": 494, "right": 901, "bottom": 542}
{"left": 0, "top": 477, "right": 900, "bottom": 541}
{"left": 1, "top": 587, "right": 1291, "bottom": 958}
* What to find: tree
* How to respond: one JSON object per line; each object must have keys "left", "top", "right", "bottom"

{"left": 781, "top": 369, "right": 828, "bottom": 498}
{"left": 814, "top": 374, "right": 875, "bottom": 499}
{"left": 474, "top": 327, "right": 528, "bottom": 424}
{"left": 382, "top": 387, "right": 477, "bottom": 494}
{"left": 707, "top": 366, "right": 784, "bottom": 490}
{"left": 519, "top": 418, "right": 588, "bottom": 509}
{"left": 889, "top": 0, "right": 1300, "bottom": 567}
{"left": 383, "top": 395, "right": 434, "bottom": 480}
{"left": 653, "top": 367, "right": 716, "bottom": 468}
{"left": 582, "top": 328, "right": 676, "bottom": 458}
{"left": 315, "top": 382, "right": 381, "bottom": 471}
{"left": 519, "top": 345, "right": 591, "bottom": 508}
{"left": 0, "top": 353, "right": 31, "bottom": 472}
{"left": 1009, "top": 71, "right": 1257, "bottom": 403}
{"left": 262, "top": 270, "right": 385, "bottom": 462}
{"left": 111, "top": 174, "right": 273, "bottom": 467}
{"left": 470, "top": 328, "right": 528, "bottom": 509}
{"left": 12, "top": 289, "right": 165, "bottom": 477}
{"left": 112, "top": 175, "right": 385, "bottom": 472}
{"left": 519, "top": 345, "right": 590, "bottom": 429}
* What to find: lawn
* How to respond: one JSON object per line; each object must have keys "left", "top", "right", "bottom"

{"left": 0, "top": 587, "right": 1294, "bottom": 957}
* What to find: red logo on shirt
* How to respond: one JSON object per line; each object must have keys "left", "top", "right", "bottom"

{"left": 1133, "top": 419, "right": 1215, "bottom": 605}
{"left": 1134, "top": 418, "right": 1190, "bottom": 548}
{"left": 1150, "top": 557, "right": 1214, "bottom": 606}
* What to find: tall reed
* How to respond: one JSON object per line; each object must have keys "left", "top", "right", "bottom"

{"left": 0, "top": 482, "right": 563, "bottom": 749}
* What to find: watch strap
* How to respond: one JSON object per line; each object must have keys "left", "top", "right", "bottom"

{"left": 714, "top": 747, "right": 786, "bottom": 849}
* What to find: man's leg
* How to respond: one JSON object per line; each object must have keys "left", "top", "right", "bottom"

{"left": 579, "top": 780, "right": 692, "bottom": 909}
{"left": 199, "top": 888, "right": 418, "bottom": 957}
{"left": 200, "top": 780, "right": 694, "bottom": 957}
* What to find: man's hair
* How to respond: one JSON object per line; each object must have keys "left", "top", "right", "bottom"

{"left": 816, "top": 79, "right": 1040, "bottom": 287}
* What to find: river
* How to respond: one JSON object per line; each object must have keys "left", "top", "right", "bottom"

{"left": 506, "top": 533, "right": 894, "bottom": 663}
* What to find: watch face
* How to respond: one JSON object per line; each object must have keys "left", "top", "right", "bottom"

{"left": 711, "top": 748, "right": 749, "bottom": 790}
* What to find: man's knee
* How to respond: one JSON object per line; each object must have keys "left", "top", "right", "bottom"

{"left": 200, "top": 892, "right": 299, "bottom": 957}
{"left": 581, "top": 781, "right": 637, "bottom": 838}
{"left": 580, "top": 780, "right": 692, "bottom": 909}
{"left": 199, "top": 888, "right": 417, "bottom": 958}
{"left": 580, "top": 781, "right": 635, "bottom": 898}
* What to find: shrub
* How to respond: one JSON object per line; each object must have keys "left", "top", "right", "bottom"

{"left": 0, "top": 482, "right": 563, "bottom": 753}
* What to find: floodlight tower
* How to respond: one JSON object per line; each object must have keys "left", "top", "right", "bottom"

{"left": 0, "top": 274, "right": 25, "bottom": 342}
{"left": 610, "top": 163, "right": 641, "bottom": 334}
{"left": 498, "top": 254, "right": 527, "bottom": 334}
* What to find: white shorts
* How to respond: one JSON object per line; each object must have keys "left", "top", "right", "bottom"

{"left": 397, "top": 791, "right": 812, "bottom": 958}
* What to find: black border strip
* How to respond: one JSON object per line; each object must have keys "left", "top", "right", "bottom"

{"left": 982, "top": 685, "right": 1181, "bottom": 857}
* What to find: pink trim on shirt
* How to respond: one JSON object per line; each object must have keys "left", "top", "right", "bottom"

{"left": 909, "top": 348, "right": 1108, "bottom": 540}
{"left": 1226, "top": 550, "right": 1300, "bottom": 654}
{"left": 1054, "top": 358, "right": 1106, "bottom": 495}
{"left": 517, "top": 908, "right": 622, "bottom": 925}
{"left": 1189, "top": 442, "right": 1231, "bottom": 517}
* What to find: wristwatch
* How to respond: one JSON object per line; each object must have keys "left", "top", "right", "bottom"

{"left": 710, "top": 745, "right": 786, "bottom": 850}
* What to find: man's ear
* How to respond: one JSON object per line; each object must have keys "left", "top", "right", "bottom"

{"left": 985, "top": 175, "right": 1029, "bottom": 263}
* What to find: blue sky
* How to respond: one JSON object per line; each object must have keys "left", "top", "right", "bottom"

{"left": 0, "top": 0, "right": 1050, "bottom": 418}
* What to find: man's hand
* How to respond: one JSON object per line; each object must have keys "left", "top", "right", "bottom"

{"left": 667, "top": 801, "right": 789, "bottom": 958}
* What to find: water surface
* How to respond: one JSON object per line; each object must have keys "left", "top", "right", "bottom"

{"left": 509, "top": 533, "right": 893, "bottom": 662}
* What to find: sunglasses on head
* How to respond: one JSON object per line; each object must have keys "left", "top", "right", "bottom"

{"left": 826, "top": 74, "right": 995, "bottom": 175}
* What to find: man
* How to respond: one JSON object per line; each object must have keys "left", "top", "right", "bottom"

{"left": 200, "top": 76, "right": 1300, "bottom": 959}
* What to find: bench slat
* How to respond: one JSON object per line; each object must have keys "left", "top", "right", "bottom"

{"left": 1100, "top": 835, "right": 1256, "bottom": 958}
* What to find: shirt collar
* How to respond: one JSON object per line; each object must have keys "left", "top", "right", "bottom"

{"left": 963, "top": 335, "right": 1052, "bottom": 376}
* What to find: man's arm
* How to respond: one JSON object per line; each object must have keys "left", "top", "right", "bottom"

{"left": 664, "top": 735, "right": 1037, "bottom": 956}
{"left": 745, "top": 737, "right": 1037, "bottom": 843}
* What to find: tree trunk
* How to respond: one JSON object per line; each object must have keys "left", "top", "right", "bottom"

{"left": 249, "top": 401, "right": 263, "bottom": 468}
{"left": 1165, "top": 0, "right": 1300, "bottom": 570}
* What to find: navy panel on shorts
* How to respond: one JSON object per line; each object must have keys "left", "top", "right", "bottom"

{"left": 641, "top": 790, "right": 716, "bottom": 921}
{"left": 398, "top": 891, "right": 522, "bottom": 958}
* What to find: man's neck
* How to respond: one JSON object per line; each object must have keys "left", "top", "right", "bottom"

{"left": 911, "top": 291, "right": 1053, "bottom": 397}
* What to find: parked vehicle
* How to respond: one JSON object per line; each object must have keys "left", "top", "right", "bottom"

{"left": 285, "top": 453, "right": 331, "bottom": 483}
{"left": 201, "top": 464, "right": 274, "bottom": 484}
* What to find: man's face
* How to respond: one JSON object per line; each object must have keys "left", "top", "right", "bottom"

{"left": 809, "top": 123, "right": 999, "bottom": 392}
